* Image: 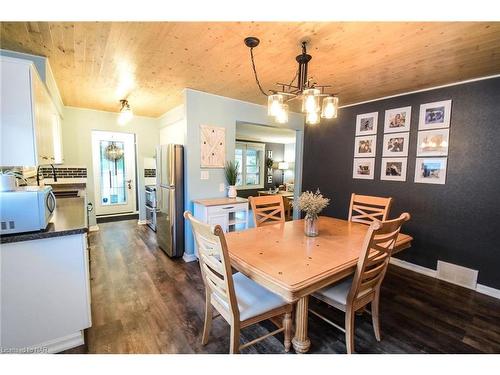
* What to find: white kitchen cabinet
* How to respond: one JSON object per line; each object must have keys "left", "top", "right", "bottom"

{"left": 0, "top": 233, "right": 91, "bottom": 353}
{"left": 193, "top": 197, "right": 249, "bottom": 234}
{"left": 0, "top": 56, "right": 63, "bottom": 166}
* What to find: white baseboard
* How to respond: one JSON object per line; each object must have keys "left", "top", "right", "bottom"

{"left": 182, "top": 252, "right": 197, "bottom": 263}
{"left": 476, "top": 284, "right": 500, "bottom": 299}
{"left": 390, "top": 257, "right": 500, "bottom": 300}
{"left": 27, "top": 331, "right": 84, "bottom": 354}
{"left": 88, "top": 225, "right": 99, "bottom": 232}
{"left": 137, "top": 220, "right": 147, "bottom": 225}
{"left": 390, "top": 257, "right": 437, "bottom": 278}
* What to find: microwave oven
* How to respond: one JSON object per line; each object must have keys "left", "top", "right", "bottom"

{"left": 0, "top": 186, "right": 56, "bottom": 235}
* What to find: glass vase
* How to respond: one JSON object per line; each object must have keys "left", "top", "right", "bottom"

{"left": 304, "top": 215, "right": 319, "bottom": 237}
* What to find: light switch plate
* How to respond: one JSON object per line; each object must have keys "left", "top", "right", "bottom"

{"left": 219, "top": 183, "right": 225, "bottom": 192}
{"left": 200, "top": 170, "right": 209, "bottom": 180}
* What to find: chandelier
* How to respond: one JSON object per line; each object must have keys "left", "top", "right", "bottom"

{"left": 244, "top": 37, "right": 339, "bottom": 125}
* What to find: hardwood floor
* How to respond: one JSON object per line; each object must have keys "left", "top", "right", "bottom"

{"left": 63, "top": 219, "right": 500, "bottom": 354}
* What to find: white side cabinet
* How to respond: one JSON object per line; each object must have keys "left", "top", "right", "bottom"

{"left": 193, "top": 197, "right": 249, "bottom": 233}
{"left": 0, "top": 233, "right": 91, "bottom": 353}
{"left": 0, "top": 56, "right": 63, "bottom": 166}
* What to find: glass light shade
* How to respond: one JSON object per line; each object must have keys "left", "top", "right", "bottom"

{"left": 306, "top": 111, "right": 320, "bottom": 125}
{"left": 117, "top": 107, "right": 133, "bottom": 125}
{"left": 275, "top": 104, "right": 289, "bottom": 124}
{"left": 302, "top": 88, "right": 320, "bottom": 113}
{"left": 278, "top": 162, "right": 289, "bottom": 170}
{"left": 268, "top": 94, "right": 284, "bottom": 116}
{"left": 321, "top": 96, "right": 339, "bottom": 119}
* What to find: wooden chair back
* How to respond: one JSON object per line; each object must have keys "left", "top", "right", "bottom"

{"left": 347, "top": 213, "right": 410, "bottom": 309}
{"left": 348, "top": 193, "right": 393, "bottom": 225}
{"left": 249, "top": 195, "right": 286, "bottom": 227}
{"left": 184, "top": 211, "right": 240, "bottom": 322}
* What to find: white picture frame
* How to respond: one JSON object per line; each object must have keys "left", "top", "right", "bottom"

{"left": 380, "top": 158, "right": 408, "bottom": 182}
{"left": 354, "top": 135, "right": 377, "bottom": 157}
{"left": 353, "top": 158, "right": 375, "bottom": 180}
{"left": 384, "top": 106, "right": 412, "bottom": 133}
{"left": 418, "top": 100, "right": 452, "bottom": 130}
{"left": 382, "top": 132, "right": 409, "bottom": 157}
{"left": 355, "top": 112, "right": 378, "bottom": 136}
{"left": 417, "top": 129, "right": 450, "bottom": 157}
{"left": 414, "top": 157, "right": 448, "bottom": 185}
{"left": 200, "top": 125, "right": 225, "bottom": 168}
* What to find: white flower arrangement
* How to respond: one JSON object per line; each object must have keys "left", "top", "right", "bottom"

{"left": 294, "top": 189, "right": 330, "bottom": 219}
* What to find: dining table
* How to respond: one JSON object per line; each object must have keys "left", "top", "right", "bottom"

{"left": 224, "top": 216, "right": 413, "bottom": 353}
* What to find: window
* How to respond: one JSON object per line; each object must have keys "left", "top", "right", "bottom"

{"left": 235, "top": 141, "right": 265, "bottom": 189}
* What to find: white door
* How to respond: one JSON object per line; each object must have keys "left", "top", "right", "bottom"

{"left": 91, "top": 130, "right": 137, "bottom": 216}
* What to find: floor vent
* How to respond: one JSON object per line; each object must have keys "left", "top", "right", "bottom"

{"left": 437, "top": 260, "right": 478, "bottom": 290}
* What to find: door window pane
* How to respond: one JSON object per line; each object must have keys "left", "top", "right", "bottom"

{"left": 99, "top": 141, "right": 127, "bottom": 205}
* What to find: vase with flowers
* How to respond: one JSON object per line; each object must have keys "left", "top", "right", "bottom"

{"left": 293, "top": 189, "right": 330, "bottom": 237}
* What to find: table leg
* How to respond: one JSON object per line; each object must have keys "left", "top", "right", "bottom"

{"left": 292, "top": 296, "right": 311, "bottom": 353}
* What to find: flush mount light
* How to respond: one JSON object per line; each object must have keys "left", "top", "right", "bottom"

{"left": 117, "top": 99, "right": 133, "bottom": 125}
{"left": 245, "top": 37, "right": 339, "bottom": 125}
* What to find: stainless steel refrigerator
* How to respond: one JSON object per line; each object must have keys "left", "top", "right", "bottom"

{"left": 156, "top": 144, "right": 184, "bottom": 257}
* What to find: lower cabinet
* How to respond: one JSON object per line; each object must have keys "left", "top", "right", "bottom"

{"left": 0, "top": 233, "right": 91, "bottom": 353}
{"left": 193, "top": 199, "right": 249, "bottom": 257}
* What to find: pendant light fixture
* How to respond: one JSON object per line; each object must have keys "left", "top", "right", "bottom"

{"left": 244, "top": 37, "right": 339, "bottom": 125}
{"left": 117, "top": 99, "right": 133, "bottom": 125}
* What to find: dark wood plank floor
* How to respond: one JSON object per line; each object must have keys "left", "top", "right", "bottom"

{"left": 63, "top": 219, "right": 500, "bottom": 354}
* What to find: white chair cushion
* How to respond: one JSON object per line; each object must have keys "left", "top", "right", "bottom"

{"left": 213, "top": 272, "right": 288, "bottom": 321}
{"left": 313, "top": 277, "right": 353, "bottom": 307}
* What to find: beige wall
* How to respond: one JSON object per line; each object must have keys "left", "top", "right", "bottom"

{"left": 62, "top": 107, "right": 160, "bottom": 226}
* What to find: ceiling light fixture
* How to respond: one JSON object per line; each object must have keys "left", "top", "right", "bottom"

{"left": 117, "top": 99, "right": 133, "bottom": 125}
{"left": 244, "top": 37, "right": 339, "bottom": 125}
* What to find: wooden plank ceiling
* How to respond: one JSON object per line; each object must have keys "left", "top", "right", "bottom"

{"left": 1, "top": 22, "right": 499, "bottom": 117}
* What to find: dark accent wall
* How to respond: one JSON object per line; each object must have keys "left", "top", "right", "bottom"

{"left": 236, "top": 140, "right": 285, "bottom": 199}
{"left": 302, "top": 77, "right": 500, "bottom": 289}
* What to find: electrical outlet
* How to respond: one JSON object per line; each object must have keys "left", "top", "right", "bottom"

{"left": 219, "top": 183, "right": 225, "bottom": 192}
{"left": 200, "top": 170, "right": 209, "bottom": 180}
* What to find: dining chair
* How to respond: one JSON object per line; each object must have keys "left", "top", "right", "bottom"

{"left": 348, "top": 193, "right": 393, "bottom": 224}
{"left": 310, "top": 212, "right": 410, "bottom": 353}
{"left": 249, "top": 195, "right": 286, "bottom": 227}
{"left": 184, "top": 211, "right": 293, "bottom": 354}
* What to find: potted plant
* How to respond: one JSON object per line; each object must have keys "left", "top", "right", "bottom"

{"left": 294, "top": 189, "right": 330, "bottom": 237}
{"left": 0, "top": 169, "right": 24, "bottom": 191}
{"left": 224, "top": 160, "right": 239, "bottom": 198}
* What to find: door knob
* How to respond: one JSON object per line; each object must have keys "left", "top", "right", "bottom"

{"left": 126, "top": 179, "right": 132, "bottom": 189}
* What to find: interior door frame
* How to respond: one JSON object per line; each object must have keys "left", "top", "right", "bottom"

{"left": 91, "top": 130, "right": 138, "bottom": 216}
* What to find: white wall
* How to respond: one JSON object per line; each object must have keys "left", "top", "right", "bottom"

{"left": 183, "top": 89, "right": 305, "bottom": 256}
{"left": 62, "top": 107, "right": 159, "bottom": 226}
{"left": 284, "top": 143, "right": 296, "bottom": 184}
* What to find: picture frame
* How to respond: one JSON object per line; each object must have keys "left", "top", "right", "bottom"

{"left": 416, "top": 129, "right": 450, "bottom": 157}
{"left": 353, "top": 158, "right": 375, "bottom": 180}
{"left": 418, "top": 100, "right": 452, "bottom": 130}
{"left": 354, "top": 135, "right": 377, "bottom": 158}
{"left": 355, "top": 112, "right": 378, "bottom": 136}
{"left": 380, "top": 158, "right": 408, "bottom": 182}
{"left": 382, "top": 132, "right": 409, "bottom": 157}
{"left": 200, "top": 125, "right": 225, "bottom": 168}
{"left": 384, "top": 106, "right": 411, "bottom": 133}
{"left": 414, "top": 157, "right": 448, "bottom": 185}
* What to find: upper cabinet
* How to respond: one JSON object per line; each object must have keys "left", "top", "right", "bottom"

{"left": 1, "top": 56, "right": 63, "bottom": 166}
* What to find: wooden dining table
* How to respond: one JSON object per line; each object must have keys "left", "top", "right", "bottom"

{"left": 225, "top": 216, "right": 413, "bottom": 353}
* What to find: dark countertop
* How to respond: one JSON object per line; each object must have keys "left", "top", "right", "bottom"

{"left": 0, "top": 196, "right": 88, "bottom": 244}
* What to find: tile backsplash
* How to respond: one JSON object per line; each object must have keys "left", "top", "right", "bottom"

{"left": 39, "top": 166, "right": 87, "bottom": 179}
{"left": 144, "top": 168, "right": 156, "bottom": 178}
